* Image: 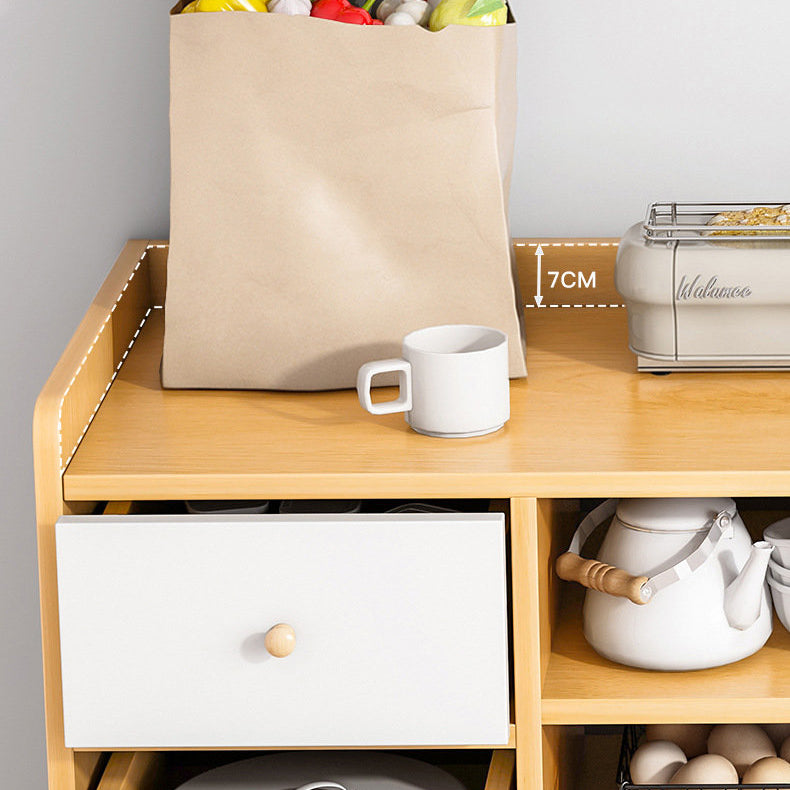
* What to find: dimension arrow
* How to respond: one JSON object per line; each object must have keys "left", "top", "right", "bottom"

{"left": 534, "top": 244, "right": 544, "bottom": 307}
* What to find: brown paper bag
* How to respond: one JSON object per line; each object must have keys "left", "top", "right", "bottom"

{"left": 163, "top": 9, "right": 525, "bottom": 390}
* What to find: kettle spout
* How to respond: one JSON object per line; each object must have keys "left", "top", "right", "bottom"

{"left": 724, "top": 541, "right": 774, "bottom": 630}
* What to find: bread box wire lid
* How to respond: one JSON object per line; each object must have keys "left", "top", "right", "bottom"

{"left": 643, "top": 202, "right": 790, "bottom": 242}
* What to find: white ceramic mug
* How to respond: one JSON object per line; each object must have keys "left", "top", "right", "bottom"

{"left": 356, "top": 325, "right": 510, "bottom": 438}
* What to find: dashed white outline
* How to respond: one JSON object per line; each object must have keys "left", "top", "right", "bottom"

{"left": 526, "top": 304, "right": 626, "bottom": 309}
{"left": 57, "top": 244, "right": 165, "bottom": 474}
{"left": 514, "top": 240, "right": 624, "bottom": 308}
{"left": 514, "top": 241, "right": 620, "bottom": 248}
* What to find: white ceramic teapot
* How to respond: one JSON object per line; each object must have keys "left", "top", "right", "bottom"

{"left": 556, "top": 498, "right": 774, "bottom": 671}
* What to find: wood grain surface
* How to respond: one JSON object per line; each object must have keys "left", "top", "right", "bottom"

{"left": 38, "top": 239, "right": 790, "bottom": 790}
{"left": 542, "top": 587, "right": 790, "bottom": 725}
{"left": 62, "top": 241, "right": 790, "bottom": 499}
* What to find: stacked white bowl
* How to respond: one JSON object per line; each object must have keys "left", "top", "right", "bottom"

{"left": 765, "top": 518, "right": 790, "bottom": 631}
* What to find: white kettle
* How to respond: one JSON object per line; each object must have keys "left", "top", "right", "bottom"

{"left": 556, "top": 498, "right": 774, "bottom": 671}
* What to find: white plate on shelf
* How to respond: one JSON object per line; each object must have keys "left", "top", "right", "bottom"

{"left": 177, "top": 752, "right": 468, "bottom": 790}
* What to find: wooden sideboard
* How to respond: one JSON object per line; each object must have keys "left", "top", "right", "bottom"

{"left": 34, "top": 239, "right": 790, "bottom": 790}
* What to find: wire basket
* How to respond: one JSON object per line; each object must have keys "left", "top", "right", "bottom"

{"left": 642, "top": 202, "right": 790, "bottom": 242}
{"left": 617, "top": 725, "right": 790, "bottom": 790}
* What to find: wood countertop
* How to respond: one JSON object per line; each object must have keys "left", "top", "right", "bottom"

{"left": 61, "top": 244, "right": 790, "bottom": 500}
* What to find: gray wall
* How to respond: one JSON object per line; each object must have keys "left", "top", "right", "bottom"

{"left": 2, "top": 0, "right": 788, "bottom": 786}
{"left": 511, "top": 1, "right": 790, "bottom": 236}
{"left": 1, "top": 2, "right": 169, "bottom": 786}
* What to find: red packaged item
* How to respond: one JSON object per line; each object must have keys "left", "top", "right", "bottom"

{"left": 310, "top": 0, "right": 383, "bottom": 24}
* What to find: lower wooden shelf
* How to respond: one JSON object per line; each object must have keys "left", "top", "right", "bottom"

{"left": 542, "top": 593, "right": 790, "bottom": 725}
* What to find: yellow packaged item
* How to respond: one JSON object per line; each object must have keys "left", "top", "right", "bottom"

{"left": 429, "top": 0, "right": 506, "bottom": 31}
{"left": 183, "top": 0, "right": 268, "bottom": 12}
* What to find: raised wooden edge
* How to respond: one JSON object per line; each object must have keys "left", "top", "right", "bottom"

{"left": 36, "top": 240, "right": 158, "bottom": 476}
{"left": 96, "top": 752, "right": 164, "bottom": 790}
{"left": 513, "top": 238, "right": 620, "bottom": 308}
{"left": 145, "top": 243, "right": 168, "bottom": 307}
{"left": 137, "top": 238, "right": 622, "bottom": 317}
{"left": 33, "top": 240, "right": 160, "bottom": 790}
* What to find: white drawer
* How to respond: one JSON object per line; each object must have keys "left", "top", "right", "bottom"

{"left": 55, "top": 513, "right": 509, "bottom": 748}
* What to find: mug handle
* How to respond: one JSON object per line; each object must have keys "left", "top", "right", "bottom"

{"left": 356, "top": 359, "right": 413, "bottom": 415}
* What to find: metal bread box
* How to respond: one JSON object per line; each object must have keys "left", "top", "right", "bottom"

{"left": 616, "top": 202, "right": 790, "bottom": 372}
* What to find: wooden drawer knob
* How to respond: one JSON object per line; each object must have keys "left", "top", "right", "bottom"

{"left": 264, "top": 623, "right": 296, "bottom": 658}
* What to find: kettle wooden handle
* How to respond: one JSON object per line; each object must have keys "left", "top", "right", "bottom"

{"left": 556, "top": 552, "right": 649, "bottom": 605}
